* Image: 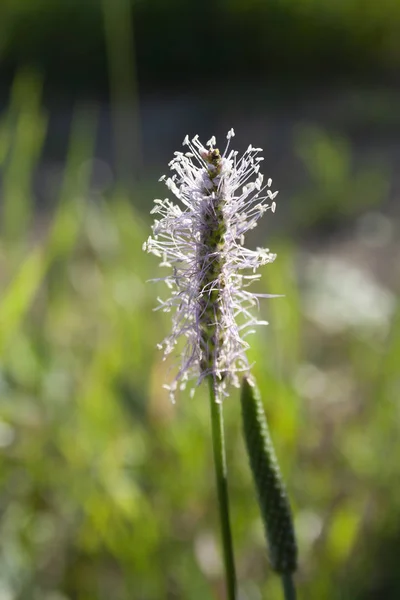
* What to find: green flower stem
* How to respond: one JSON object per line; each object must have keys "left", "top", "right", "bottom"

{"left": 207, "top": 376, "right": 237, "bottom": 600}
{"left": 281, "top": 573, "right": 296, "bottom": 600}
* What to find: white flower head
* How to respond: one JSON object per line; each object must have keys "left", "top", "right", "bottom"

{"left": 143, "top": 130, "right": 279, "bottom": 401}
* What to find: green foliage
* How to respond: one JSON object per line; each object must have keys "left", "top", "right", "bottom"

{"left": 291, "top": 126, "right": 389, "bottom": 232}
{"left": 0, "top": 72, "right": 400, "bottom": 600}
{"left": 0, "top": 70, "right": 46, "bottom": 242}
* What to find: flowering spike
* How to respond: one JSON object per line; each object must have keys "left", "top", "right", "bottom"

{"left": 144, "top": 131, "right": 278, "bottom": 400}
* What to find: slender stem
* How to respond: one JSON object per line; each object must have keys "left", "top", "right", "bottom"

{"left": 207, "top": 376, "right": 237, "bottom": 600}
{"left": 281, "top": 573, "right": 296, "bottom": 600}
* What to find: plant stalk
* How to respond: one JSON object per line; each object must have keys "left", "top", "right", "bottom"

{"left": 281, "top": 573, "right": 296, "bottom": 600}
{"left": 207, "top": 376, "right": 237, "bottom": 600}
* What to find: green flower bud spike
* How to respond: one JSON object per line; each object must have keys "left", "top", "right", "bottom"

{"left": 240, "top": 377, "right": 298, "bottom": 599}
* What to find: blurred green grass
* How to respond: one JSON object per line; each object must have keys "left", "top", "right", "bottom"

{"left": 0, "top": 72, "right": 400, "bottom": 600}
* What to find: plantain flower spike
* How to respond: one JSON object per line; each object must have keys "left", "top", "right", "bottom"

{"left": 143, "top": 129, "right": 279, "bottom": 401}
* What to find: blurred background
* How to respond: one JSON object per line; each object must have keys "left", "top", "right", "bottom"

{"left": 1, "top": 0, "right": 400, "bottom": 598}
